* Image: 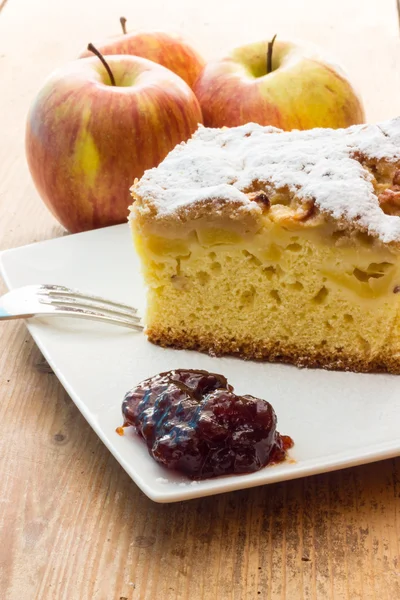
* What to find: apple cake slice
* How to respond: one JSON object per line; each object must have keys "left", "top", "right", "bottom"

{"left": 130, "top": 118, "right": 400, "bottom": 373}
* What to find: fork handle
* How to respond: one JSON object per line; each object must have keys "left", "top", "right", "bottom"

{"left": 0, "top": 313, "right": 35, "bottom": 320}
{"left": 0, "top": 309, "right": 142, "bottom": 330}
{"left": 0, "top": 307, "right": 35, "bottom": 320}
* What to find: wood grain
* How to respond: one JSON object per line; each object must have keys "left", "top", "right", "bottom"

{"left": 0, "top": 1, "right": 400, "bottom": 599}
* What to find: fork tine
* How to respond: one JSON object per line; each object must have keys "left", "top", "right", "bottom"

{"left": 0, "top": 285, "right": 143, "bottom": 330}
{"left": 48, "top": 306, "right": 143, "bottom": 330}
{"left": 39, "top": 284, "right": 138, "bottom": 315}
{"left": 44, "top": 296, "right": 142, "bottom": 323}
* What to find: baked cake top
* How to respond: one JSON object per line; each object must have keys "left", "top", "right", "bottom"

{"left": 131, "top": 118, "right": 400, "bottom": 244}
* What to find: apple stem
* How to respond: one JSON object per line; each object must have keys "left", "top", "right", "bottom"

{"left": 267, "top": 34, "right": 277, "bottom": 75}
{"left": 87, "top": 43, "right": 116, "bottom": 86}
{"left": 120, "top": 16, "right": 127, "bottom": 34}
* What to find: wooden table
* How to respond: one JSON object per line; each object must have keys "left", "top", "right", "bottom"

{"left": 1, "top": 1, "right": 400, "bottom": 598}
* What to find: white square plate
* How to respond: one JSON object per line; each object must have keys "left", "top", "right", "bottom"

{"left": 1, "top": 224, "right": 399, "bottom": 502}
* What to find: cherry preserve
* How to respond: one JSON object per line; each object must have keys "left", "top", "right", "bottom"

{"left": 118, "top": 369, "right": 293, "bottom": 480}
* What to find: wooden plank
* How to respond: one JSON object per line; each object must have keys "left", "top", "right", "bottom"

{"left": 1, "top": 1, "right": 400, "bottom": 599}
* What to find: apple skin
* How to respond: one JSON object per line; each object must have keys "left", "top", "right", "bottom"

{"left": 79, "top": 31, "right": 205, "bottom": 89}
{"left": 26, "top": 55, "right": 203, "bottom": 233}
{"left": 193, "top": 40, "right": 365, "bottom": 130}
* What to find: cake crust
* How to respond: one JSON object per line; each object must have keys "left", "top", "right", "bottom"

{"left": 131, "top": 118, "right": 400, "bottom": 247}
{"left": 147, "top": 327, "right": 400, "bottom": 374}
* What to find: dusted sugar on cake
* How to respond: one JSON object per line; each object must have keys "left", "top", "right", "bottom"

{"left": 130, "top": 118, "right": 400, "bottom": 373}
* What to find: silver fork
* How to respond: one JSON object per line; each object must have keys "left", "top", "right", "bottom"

{"left": 0, "top": 284, "right": 143, "bottom": 330}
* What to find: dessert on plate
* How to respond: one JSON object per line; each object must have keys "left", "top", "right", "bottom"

{"left": 130, "top": 118, "right": 400, "bottom": 373}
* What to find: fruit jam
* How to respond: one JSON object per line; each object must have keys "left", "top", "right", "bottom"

{"left": 119, "top": 369, "right": 293, "bottom": 480}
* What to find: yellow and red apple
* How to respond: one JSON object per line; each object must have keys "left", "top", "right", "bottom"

{"left": 79, "top": 20, "right": 205, "bottom": 89}
{"left": 26, "top": 54, "right": 202, "bottom": 233}
{"left": 193, "top": 38, "right": 365, "bottom": 130}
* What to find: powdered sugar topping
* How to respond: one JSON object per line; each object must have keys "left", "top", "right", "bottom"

{"left": 133, "top": 118, "right": 400, "bottom": 243}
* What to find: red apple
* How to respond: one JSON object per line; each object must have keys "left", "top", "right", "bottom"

{"left": 193, "top": 38, "right": 365, "bottom": 130}
{"left": 26, "top": 53, "right": 202, "bottom": 233}
{"left": 79, "top": 19, "right": 205, "bottom": 89}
